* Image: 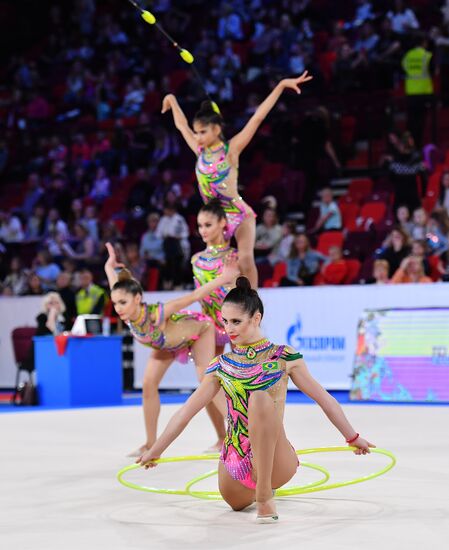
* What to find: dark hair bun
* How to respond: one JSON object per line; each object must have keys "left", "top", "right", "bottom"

{"left": 235, "top": 276, "right": 252, "bottom": 291}
{"left": 200, "top": 100, "right": 215, "bottom": 113}
{"left": 117, "top": 268, "right": 133, "bottom": 282}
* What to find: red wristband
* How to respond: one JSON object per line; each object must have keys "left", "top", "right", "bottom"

{"left": 346, "top": 433, "right": 359, "bottom": 444}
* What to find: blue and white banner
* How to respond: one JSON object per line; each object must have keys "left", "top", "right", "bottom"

{"left": 1, "top": 283, "right": 448, "bottom": 389}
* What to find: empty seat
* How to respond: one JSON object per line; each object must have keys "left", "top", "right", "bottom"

{"left": 343, "top": 258, "right": 361, "bottom": 284}
{"left": 316, "top": 231, "right": 344, "bottom": 255}
{"left": 347, "top": 178, "right": 373, "bottom": 202}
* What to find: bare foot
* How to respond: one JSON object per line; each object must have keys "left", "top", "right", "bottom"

{"left": 127, "top": 443, "right": 150, "bottom": 458}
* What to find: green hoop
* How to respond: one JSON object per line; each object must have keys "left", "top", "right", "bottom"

{"left": 116, "top": 447, "right": 396, "bottom": 499}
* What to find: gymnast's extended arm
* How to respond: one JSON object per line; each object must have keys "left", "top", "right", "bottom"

{"left": 289, "top": 357, "right": 375, "bottom": 454}
{"left": 137, "top": 375, "right": 221, "bottom": 467}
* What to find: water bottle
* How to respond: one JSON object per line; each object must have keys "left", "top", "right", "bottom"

{"left": 102, "top": 316, "right": 111, "bottom": 336}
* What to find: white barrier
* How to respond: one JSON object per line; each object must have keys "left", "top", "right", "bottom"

{"left": 3, "top": 284, "right": 446, "bottom": 389}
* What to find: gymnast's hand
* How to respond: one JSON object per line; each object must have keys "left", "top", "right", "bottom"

{"left": 221, "top": 253, "right": 240, "bottom": 284}
{"left": 161, "top": 94, "right": 175, "bottom": 113}
{"left": 280, "top": 70, "right": 313, "bottom": 94}
{"left": 351, "top": 436, "right": 376, "bottom": 456}
{"left": 136, "top": 449, "right": 161, "bottom": 469}
{"left": 105, "top": 242, "right": 125, "bottom": 271}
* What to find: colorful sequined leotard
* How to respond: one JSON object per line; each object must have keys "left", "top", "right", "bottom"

{"left": 127, "top": 302, "right": 212, "bottom": 363}
{"left": 195, "top": 142, "right": 256, "bottom": 241}
{"left": 191, "top": 243, "right": 236, "bottom": 347}
{"left": 206, "top": 338, "right": 302, "bottom": 489}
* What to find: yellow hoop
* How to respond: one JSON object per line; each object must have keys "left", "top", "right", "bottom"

{"left": 117, "top": 447, "right": 396, "bottom": 499}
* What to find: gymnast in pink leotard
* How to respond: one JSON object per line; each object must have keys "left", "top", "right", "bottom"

{"left": 161, "top": 71, "right": 313, "bottom": 288}
{"left": 138, "top": 277, "right": 375, "bottom": 523}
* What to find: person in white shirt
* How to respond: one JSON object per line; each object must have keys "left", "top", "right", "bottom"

{"left": 156, "top": 202, "right": 190, "bottom": 289}
{"left": 387, "top": 0, "right": 419, "bottom": 34}
{"left": 312, "top": 187, "right": 342, "bottom": 232}
{"left": 0, "top": 210, "right": 25, "bottom": 242}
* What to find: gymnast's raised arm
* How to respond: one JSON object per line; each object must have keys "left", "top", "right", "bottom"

{"left": 161, "top": 94, "right": 197, "bottom": 153}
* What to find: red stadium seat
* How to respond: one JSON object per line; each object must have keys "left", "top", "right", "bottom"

{"left": 263, "top": 262, "right": 287, "bottom": 288}
{"left": 358, "top": 202, "right": 387, "bottom": 226}
{"left": 343, "top": 259, "right": 361, "bottom": 284}
{"left": 347, "top": 178, "right": 373, "bottom": 203}
{"left": 316, "top": 231, "right": 344, "bottom": 255}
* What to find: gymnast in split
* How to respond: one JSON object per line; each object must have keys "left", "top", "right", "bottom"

{"left": 137, "top": 276, "right": 374, "bottom": 523}
{"left": 161, "top": 71, "right": 313, "bottom": 288}
{"left": 104, "top": 242, "right": 239, "bottom": 455}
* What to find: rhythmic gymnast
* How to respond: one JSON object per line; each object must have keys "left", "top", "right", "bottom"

{"left": 137, "top": 277, "right": 374, "bottom": 523}
{"left": 161, "top": 71, "right": 313, "bottom": 288}
{"left": 191, "top": 199, "right": 237, "bottom": 355}
{"left": 104, "top": 242, "right": 238, "bottom": 455}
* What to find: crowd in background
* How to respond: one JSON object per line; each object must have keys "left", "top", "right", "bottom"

{"left": 1, "top": 0, "right": 449, "bottom": 316}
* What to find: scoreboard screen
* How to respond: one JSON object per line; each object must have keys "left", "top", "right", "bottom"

{"left": 350, "top": 308, "right": 449, "bottom": 402}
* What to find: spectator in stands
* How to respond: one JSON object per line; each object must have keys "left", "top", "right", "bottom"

{"left": 140, "top": 212, "right": 165, "bottom": 266}
{"left": 21, "top": 173, "right": 44, "bottom": 217}
{"left": 296, "top": 108, "right": 341, "bottom": 210}
{"left": 391, "top": 256, "right": 432, "bottom": 284}
{"left": 396, "top": 204, "right": 413, "bottom": 236}
{"left": 68, "top": 198, "right": 84, "bottom": 231}
{"left": 123, "top": 242, "right": 146, "bottom": 285}
{"left": 255, "top": 208, "right": 283, "bottom": 260}
{"left": 32, "top": 249, "right": 61, "bottom": 290}
{"left": 268, "top": 220, "right": 297, "bottom": 265}
{"left": 22, "top": 272, "right": 44, "bottom": 296}
{"left": 45, "top": 208, "right": 69, "bottom": 240}
{"left": 372, "top": 16, "right": 402, "bottom": 88}
{"left": 426, "top": 212, "right": 449, "bottom": 257}
{"left": 56, "top": 271, "right": 77, "bottom": 324}
{"left": 410, "top": 239, "right": 431, "bottom": 276}
{"left": 217, "top": 3, "right": 244, "bottom": 41}
{"left": 368, "top": 259, "right": 391, "bottom": 285}
{"left": 1, "top": 256, "right": 28, "bottom": 296}
{"left": 26, "top": 204, "right": 47, "bottom": 240}
{"left": 387, "top": 131, "right": 425, "bottom": 211}
{"left": 44, "top": 176, "right": 72, "bottom": 220}
{"left": 156, "top": 201, "right": 190, "bottom": 289}
{"left": 151, "top": 168, "right": 182, "bottom": 212}
{"left": 281, "top": 233, "right": 327, "bottom": 286}
{"left": 320, "top": 246, "right": 348, "bottom": 285}
{"left": 89, "top": 166, "right": 111, "bottom": 203}
{"left": 61, "top": 258, "right": 81, "bottom": 289}
{"left": 311, "top": 187, "right": 342, "bottom": 233}
{"left": 68, "top": 222, "right": 97, "bottom": 264}
{"left": 81, "top": 204, "right": 99, "bottom": 242}
{"left": 437, "top": 170, "right": 449, "bottom": 215}
{"left": 378, "top": 227, "right": 411, "bottom": 276}
{"left": 0, "top": 210, "right": 25, "bottom": 242}
{"left": 387, "top": 0, "right": 419, "bottom": 34}
{"left": 410, "top": 207, "right": 428, "bottom": 239}
{"left": 402, "top": 36, "right": 434, "bottom": 147}
{"left": 98, "top": 220, "right": 122, "bottom": 252}
{"left": 38, "top": 292, "right": 69, "bottom": 335}
{"left": 75, "top": 268, "right": 106, "bottom": 315}
{"left": 71, "top": 133, "right": 92, "bottom": 166}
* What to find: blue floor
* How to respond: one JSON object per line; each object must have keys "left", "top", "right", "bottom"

{"left": 1, "top": 389, "right": 448, "bottom": 413}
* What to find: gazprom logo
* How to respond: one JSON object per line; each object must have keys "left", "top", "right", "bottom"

{"left": 287, "top": 315, "right": 346, "bottom": 351}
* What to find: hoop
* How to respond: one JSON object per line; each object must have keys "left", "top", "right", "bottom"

{"left": 117, "top": 447, "right": 396, "bottom": 499}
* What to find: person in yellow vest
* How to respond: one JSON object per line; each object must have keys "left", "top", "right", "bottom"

{"left": 75, "top": 269, "right": 107, "bottom": 315}
{"left": 402, "top": 36, "right": 434, "bottom": 146}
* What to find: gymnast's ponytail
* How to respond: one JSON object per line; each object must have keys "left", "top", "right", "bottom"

{"left": 223, "top": 277, "right": 264, "bottom": 319}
